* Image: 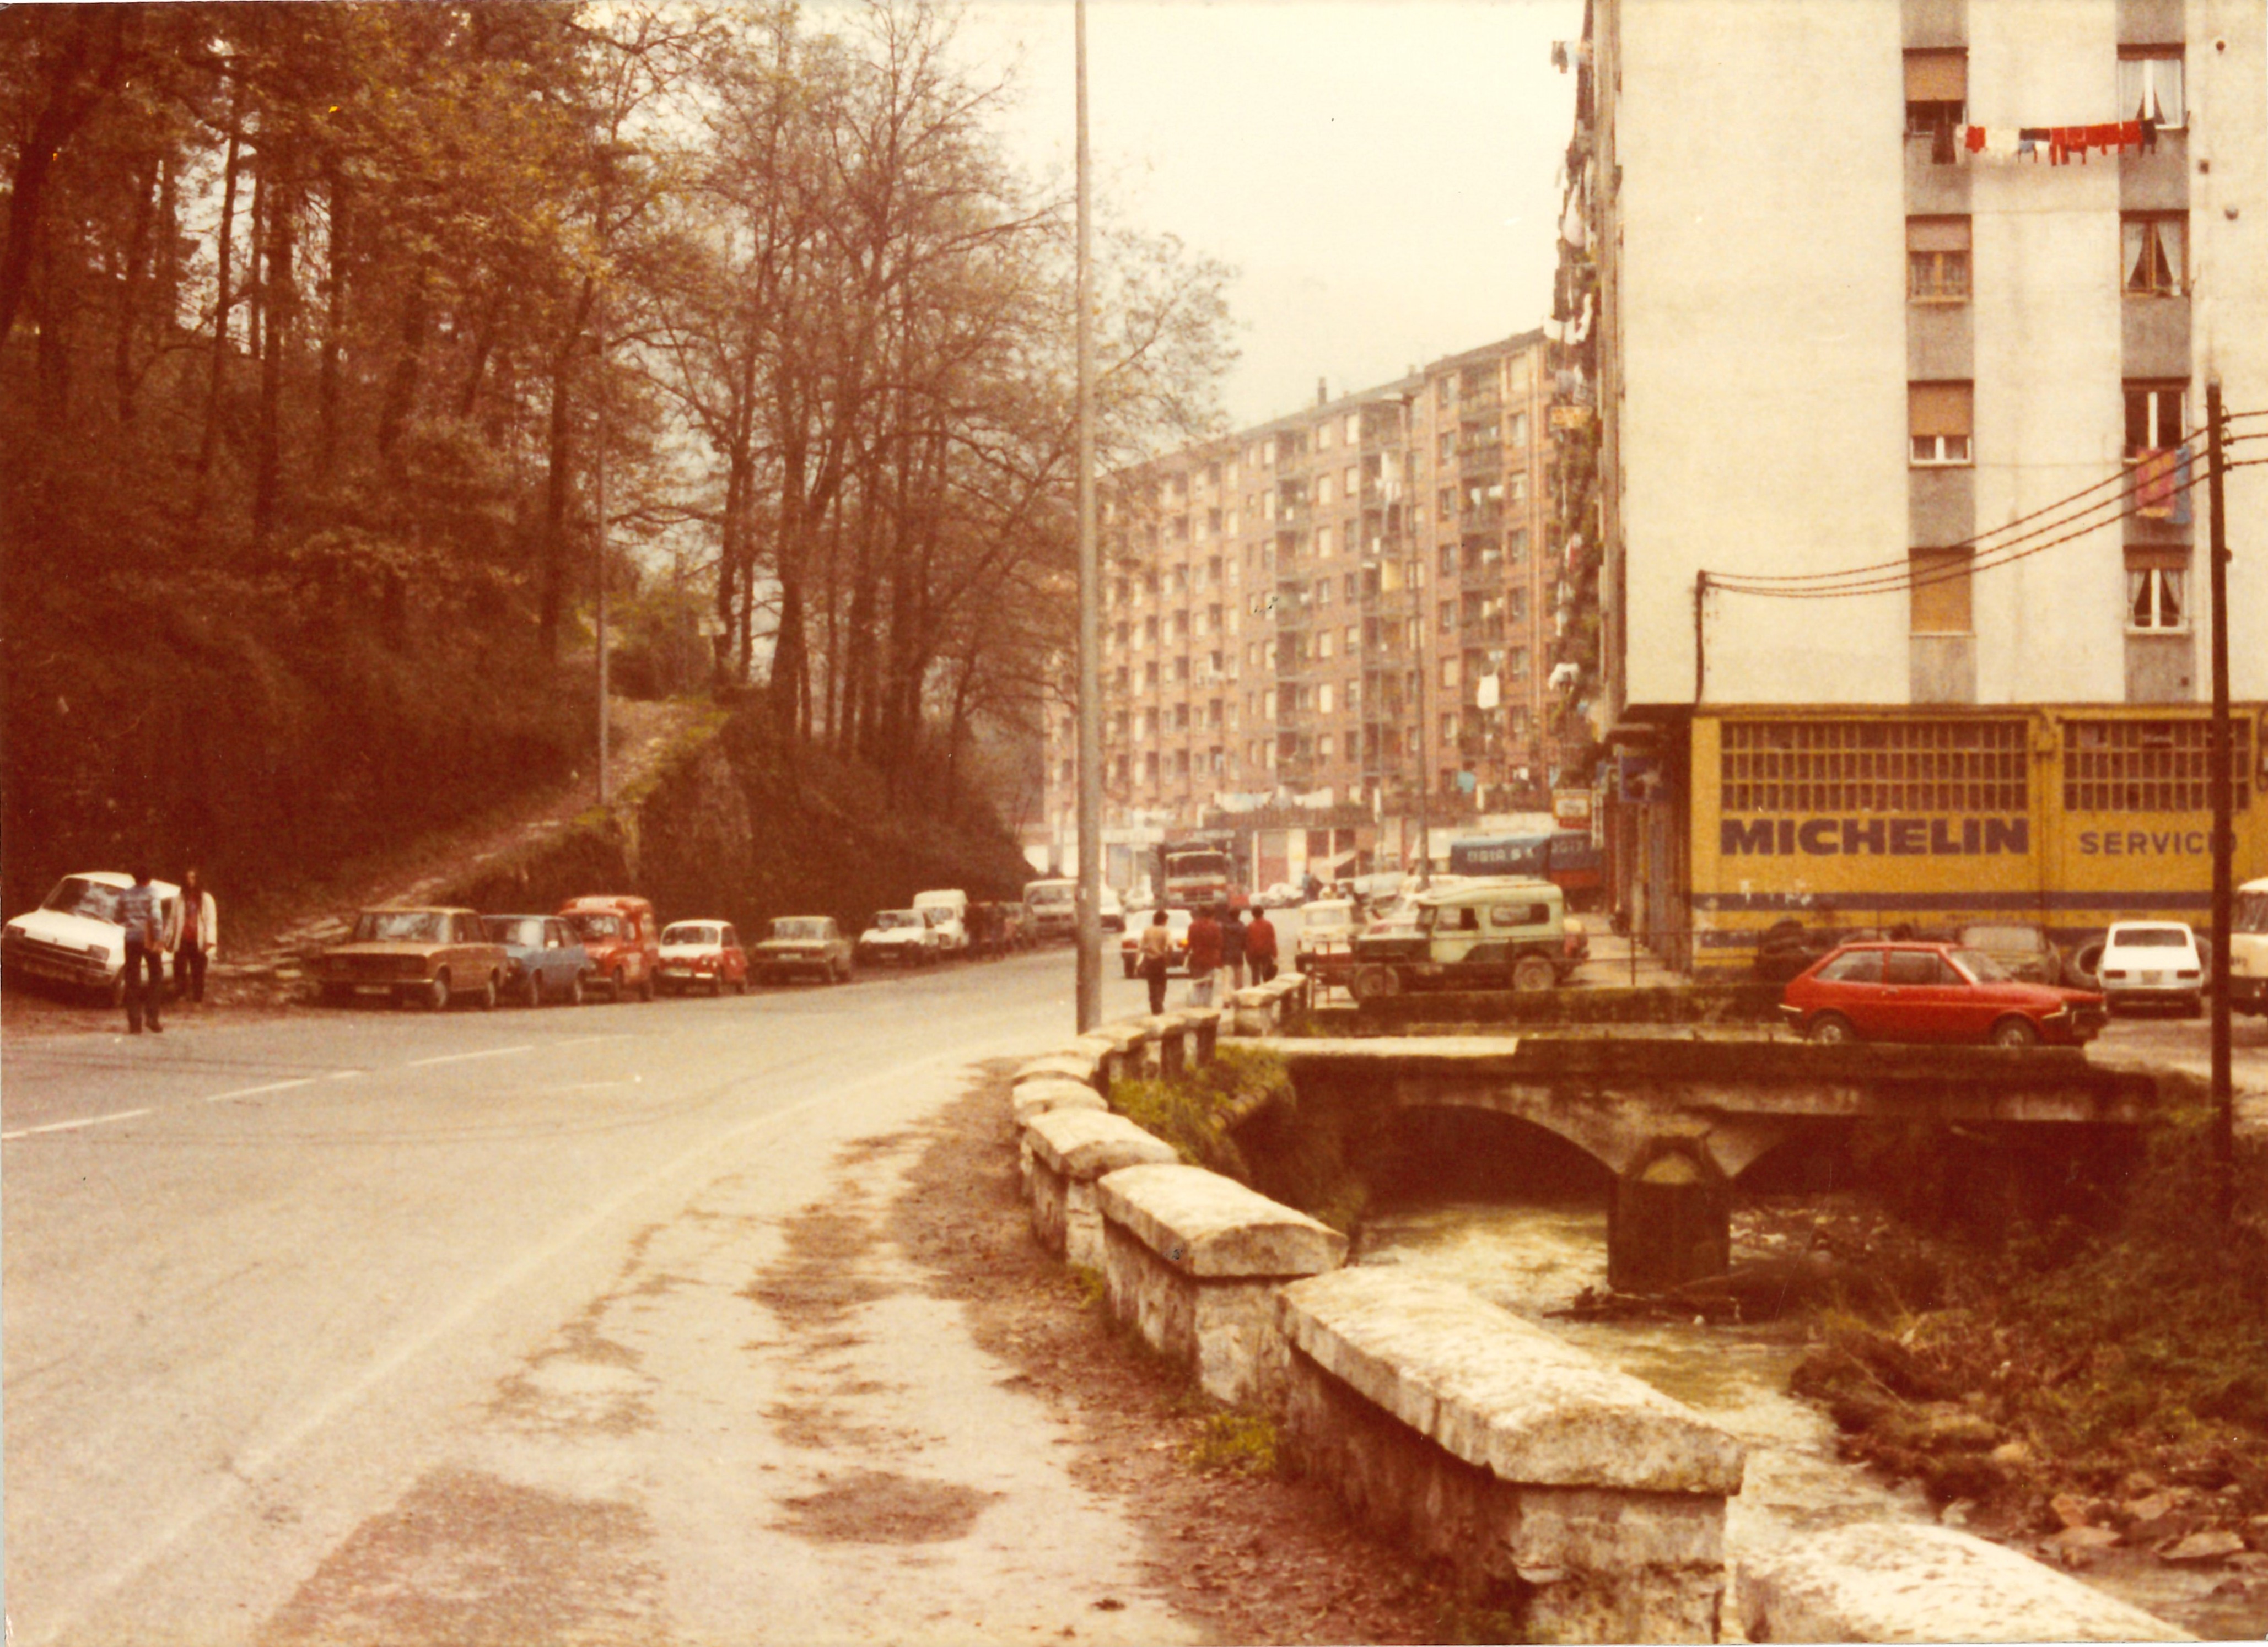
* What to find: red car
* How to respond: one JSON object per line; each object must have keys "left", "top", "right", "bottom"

{"left": 1779, "top": 941, "right": 2107, "bottom": 1049}
{"left": 559, "top": 894, "right": 660, "bottom": 1002}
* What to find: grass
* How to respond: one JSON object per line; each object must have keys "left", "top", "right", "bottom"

{"left": 1184, "top": 1410, "right": 1283, "bottom": 1477}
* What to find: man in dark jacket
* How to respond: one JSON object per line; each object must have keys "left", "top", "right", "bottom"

{"left": 1221, "top": 908, "right": 1248, "bottom": 991}
{"left": 1184, "top": 905, "right": 1224, "bottom": 1006}
{"left": 1245, "top": 908, "right": 1279, "bottom": 985}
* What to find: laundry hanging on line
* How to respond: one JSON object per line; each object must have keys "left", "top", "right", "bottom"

{"left": 1938, "top": 120, "right": 2153, "bottom": 164}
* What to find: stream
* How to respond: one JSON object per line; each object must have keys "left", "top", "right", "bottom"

{"left": 1353, "top": 1194, "right": 2263, "bottom": 1640}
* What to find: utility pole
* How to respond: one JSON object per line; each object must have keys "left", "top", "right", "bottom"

{"left": 1073, "top": 0, "right": 1102, "bottom": 1032}
{"left": 2206, "top": 377, "right": 2233, "bottom": 1226}
{"left": 595, "top": 281, "right": 611, "bottom": 807}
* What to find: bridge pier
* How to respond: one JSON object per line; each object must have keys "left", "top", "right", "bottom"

{"left": 1606, "top": 1142, "right": 1731, "bottom": 1292}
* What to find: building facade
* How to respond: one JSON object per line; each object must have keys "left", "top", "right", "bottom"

{"left": 1039, "top": 333, "right": 1570, "bottom": 887}
{"left": 1560, "top": 0, "right": 2268, "bottom": 970}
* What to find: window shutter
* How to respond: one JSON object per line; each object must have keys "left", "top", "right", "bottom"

{"left": 2124, "top": 545, "right": 2190, "bottom": 573}
{"left": 1907, "top": 215, "right": 1971, "bottom": 253}
{"left": 1910, "top": 549, "right": 1974, "bottom": 635}
{"left": 1904, "top": 51, "right": 1967, "bottom": 102}
{"left": 1909, "top": 382, "right": 1973, "bottom": 438}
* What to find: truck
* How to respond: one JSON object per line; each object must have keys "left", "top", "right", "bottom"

{"left": 1151, "top": 833, "right": 1243, "bottom": 911}
{"left": 1446, "top": 831, "right": 1604, "bottom": 911}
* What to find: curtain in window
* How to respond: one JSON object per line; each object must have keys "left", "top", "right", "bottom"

{"left": 2123, "top": 219, "right": 2150, "bottom": 288}
{"left": 2120, "top": 57, "right": 2185, "bottom": 126}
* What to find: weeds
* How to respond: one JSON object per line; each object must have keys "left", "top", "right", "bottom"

{"left": 1184, "top": 1410, "right": 1283, "bottom": 1477}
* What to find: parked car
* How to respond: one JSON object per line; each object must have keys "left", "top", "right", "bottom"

{"left": 1778, "top": 941, "right": 2107, "bottom": 1047}
{"left": 482, "top": 915, "right": 592, "bottom": 1007}
{"left": 1752, "top": 919, "right": 1892, "bottom": 984}
{"left": 1348, "top": 881, "right": 1585, "bottom": 1000}
{"left": 2, "top": 872, "right": 181, "bottom": 1004}
{"left": 2232, "top": 878, "right": 2268, "bottom": 1018}
{"left": 1293, "top": 898, "right": 1363, "bottom": 991}
{"left": 919, "top": 903, "right": 967, "bottom": 955}
{"left": 858, "top": 910, "right": 939, "bottom": 967}
{"left": 311, "top": 906, "right": 508, "bottom": 1010}
{"left": 657, "top": 921, "right": 748, "bottom": 996}
{"left": 559, "top": 894, "right": 660, "bottom": 1002}
{"left": 753, "top": 916, "right": 854, "bottom": 985}
{"left": 1119, "top": 908, "right": 1194, "bottom": 978}
{"left": 1023, "top": 878, "right": 1078, "bottom": 942}
{"left": 1957, "top": 922, "right": 2072, "bottom": 987}
{"left": 1256, "top": 882, "right": 1304, "bottom": 909}
{"left": 913, "top": 889, "right": 969, "bottom": 955}
{"left": 1099, "top": 886, "right": 1125, "bottom": 934}
{"left": 2094, "top": 921, "right": 2207, "bottom": 1015}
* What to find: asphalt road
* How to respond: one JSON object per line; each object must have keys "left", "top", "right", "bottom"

{"left": 2, "top": 946, "right": 1191, "bottom": 1647}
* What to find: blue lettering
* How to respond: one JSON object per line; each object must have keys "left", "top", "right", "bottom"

{"left": 1843, "top": 818, "right": 1887, "bottom": 855}
{"left": 1722, "top": 819, "right": 1776, "bottom": 856}
{"left": 1890, "top": 819, "right": 1927, "bottom": 855}
{"left": 1985, "top": 818, "right": 2030, "bottom": 855}
{"left": 1797, "top": 819, "right": 1840, "bottom": 855}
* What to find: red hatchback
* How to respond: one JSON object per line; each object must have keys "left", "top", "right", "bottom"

{"left": 1779, "top": 941, "right": 2107, "bottom": 1049}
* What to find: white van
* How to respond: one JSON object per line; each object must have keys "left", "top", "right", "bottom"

{"left": 1023, "top": 878, "right": 1077, "bottom": 941}
{"left": 2232, "top": 876, "right": 2268, "bottom": 1017}
{"left": 912, "top": 889, "right": 969, "bottom": 955}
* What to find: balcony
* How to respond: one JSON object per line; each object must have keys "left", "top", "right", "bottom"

{"left": 1461, "top": 556, "right": 1506, "bottom": 586}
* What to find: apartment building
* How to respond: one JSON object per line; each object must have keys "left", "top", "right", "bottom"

{"left": 1038, "top": 332, "right": 1561, "bottom": 882}
{"left": 1560, "top": 0, "right": 2268, "bottom": 969}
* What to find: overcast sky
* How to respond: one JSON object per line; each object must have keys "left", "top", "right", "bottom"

{"left": 942, "top": 1, "right": 1582, "bottom": 430}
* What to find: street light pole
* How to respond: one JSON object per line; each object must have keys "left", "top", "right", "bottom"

{"left": 595, "top": 280, "right": 610, "bottom": 808}
{"left": 1073, "top": 0, "right": 1102, "bottom": 1033}
{"left": 2206, "top": 377, "right": 2233, "bottom": 1225}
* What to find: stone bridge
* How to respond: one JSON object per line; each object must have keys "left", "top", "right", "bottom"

{"left": 1256, "top": 1035, "right": 2159, "bottom": 1288}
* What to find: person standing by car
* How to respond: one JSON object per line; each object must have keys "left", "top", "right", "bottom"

{"left": 1186, "top": 905, "right": 1224, "bottom": 1007}
{"left": 1137, "top": 910, "right": 1175, "bottom": 1014}
{"left": 1221, "top": 907, "right": 1248, "bottom": 992}
{"left": 169, "top": 866, "right": 217, "bottom": 1005}
{"left": 118, "top": 867, "right": 166, "bottom": 1034}
{"left": 1246, "top": 906, "right": 1279, "bottom": 985}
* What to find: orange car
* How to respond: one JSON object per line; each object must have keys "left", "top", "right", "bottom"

{"left": 559, "top": 894, "right": 660, "bottom": 1002}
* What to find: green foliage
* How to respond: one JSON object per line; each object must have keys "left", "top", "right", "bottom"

{"left": 1110, "top": 1044, "right": 1297, "bottom": 1182}
{"left": 1184, "top": 1410, "right": 1282, "bottom": 1478}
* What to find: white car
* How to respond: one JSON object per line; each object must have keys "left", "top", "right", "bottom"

{"left": 3, "top": 872, "right": 181, "bottom": 1003}
{"left": 912, "top": 889, "right": 969, "bottom": 955}
{"left": 1257, "top": 882, "right": 1303, "bottom": 909}
{"left": 2094, "top": 921, "right": 2206, "bottom": 1014}
{"left": 858, "top": 910, "right": 938, "bottom": 966}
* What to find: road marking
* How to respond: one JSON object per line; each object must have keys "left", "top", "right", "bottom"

{"left": 202, "top": 1078, "right": 318, "bottom": 1104}
{"left": 326, "top": 1069, "right": 366, "bottom": 1081}
{"left": 405, "top": 1045, "right": 535, "bottom": 1068}
{"left": 3, "top": 1109, "right": 153, "bottom": 1141}
{"left": 547, "top": 1034, "right": 627, "bottom": 1049}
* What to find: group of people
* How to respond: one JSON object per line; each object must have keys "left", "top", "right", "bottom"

{"left": 116, "top": 867, "right": 219, "bottom": 1034}
{"left": 1133, "top": 903, "right": 1278, "bottom": 1016}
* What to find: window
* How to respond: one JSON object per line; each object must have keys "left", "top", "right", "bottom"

{"left": 1721, "top": 718, "right": 2029, "bottom": 814}
{"left": 1904, "top": 50, "right": 1967, "bottom": 136}
{"left": 2122, "top": 215, "right": 2186, "bottom": 295}
{"left": 1817, "top": 949, "right": 1885, "bottom": 985}
{"left": 1884, "top": 949, "right": 1957, "bottom": 986}
{"left": 1317, "top": 475, "right": 1334, "bottom": 505}
{"left": 1316, "top": 525, "right": 1333, "bottom": 555}
{"left": 1319, "top": 684, "right": 1334, "bottom": 713}
{"left": 1345, "top": 465, "right": 1359, "bottom": 496}
{"left": 1909, "top": 382, "right": 1973, "bottom": 466}
{"left": 2125, "top": 382, "right": 2184, "bottom": 456}
{"left": 2118, "top": 50, "right": 2184, "bottom": 128}
{"left": 1345, "top": 412, "right": 1360, "bottom": 442}
{"left": 1318, "top": 734, "right": 1335, "bottom": 759}
{"left": 1509, "top": 412, "right": 1528, "bottom": 447}
{"left": 1441, "top": 655, "right": 1460, "bottom": 687}
{"left": 1439, "top": 544, "right": 1459, "bottom": 575}
{"left": 1908, "top": 217, "right": 1971, "bottom": 301}
{"left": 1910, "top": 548, "right": 1974, "bottom": 634}
{"left": 2126, "top": 548, "right": 2188, "bottom": 631}
{"left": 2064, "top": 717, "right": 2251, "bottom": 811}
{"left": 1439, "top": 600, "right": 1456, "bottom": 634}
{"left": 1318, "top": 630, "right": 1334, "bottom": 660}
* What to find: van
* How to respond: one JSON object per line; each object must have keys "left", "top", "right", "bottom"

{"left": 911, "top": 889, "right": 969, "bottom": 955}
{"left": 558, "top": 894, "right": 660, "bottom": 1001}
{"left": 1022, "top": 878, "right": 1078, "bottom": 941}
{"left": 1347, "top": 879, "right": 1585, "bottom": 999}
{"left": 2231, "top": 876, "right": 2268, "bottom": 1017}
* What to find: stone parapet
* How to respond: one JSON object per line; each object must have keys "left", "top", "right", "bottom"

{"left": 1011, "top": 1052, "right": 1103, "bottom": 1094}
{"left": 1010, "top": 1077, "right": 1108, "bottom": 1127}
{"left": 1275, "top": 1268, "right": 1745, "bottom": 1643}
{"left": 1096, "top": 1163, "right": 1346, "bottom": 1404}
{"left": 1228, "top": 973, "right": 1311, "bottom": 1037}
{"left": 1734, "top": 1522, "right": 2188, "bottom": 1642}
{"left": 1023, "top": 1109, "right": 1180, "bottom": 1268}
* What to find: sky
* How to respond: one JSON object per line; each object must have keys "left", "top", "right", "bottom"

{"left": 942, "top": 1, "right": 1583, "bottom": 430}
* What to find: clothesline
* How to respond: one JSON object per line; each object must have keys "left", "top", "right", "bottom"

{"left": 1928, "top": 118, "right": 2159, "bottom": 164}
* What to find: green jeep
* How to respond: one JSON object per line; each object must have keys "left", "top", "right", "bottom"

{"left": 1348, "top": 879, "right": 1586, "bottom": 1000}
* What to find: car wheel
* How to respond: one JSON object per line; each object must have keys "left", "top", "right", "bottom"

{"left": 566, "top": 973, "right": 584, "bottom": 1007}
{"left": 476, "top": 974, "right": 499, "bottom": 1011}
{"left": 521, "top": 970, "right": 542, "bottom": 1009}
{"left": 1511, "top": 955, "right": 1556, "bottom": 993}
{"left": 427, "top": 971, "right": 452, "bottom": 1011}
{"left": 1808, "top": 1012, "right": 1858, "bottom": 1046}
{"left": 2070, "top": 942, "right": 2104, "bottom": 990}
{"left": 1350, "top": 964, "right": 1400, "bottom": 1001}
{"left": 1987, "top": 1016, "right": 2040, "bottom": 1050}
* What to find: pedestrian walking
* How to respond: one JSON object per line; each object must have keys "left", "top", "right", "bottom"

{"left": 170, "top": 866, "right": 217, "bottom": 1005}
{"left": 1136, "top": 910, "right": 1175, "bottom": 1014}
{"left": 118, "top": 867, "right": 166, "bottom": 1034}
{"left": 1221, "top": 907, "right": 1248, "bottom": 991}
{"left": 1186, "top": 905, "right": 1224, "bottom": 1007}
{"left": 1245, "top": 907, "right": 1279, "bottom": 985}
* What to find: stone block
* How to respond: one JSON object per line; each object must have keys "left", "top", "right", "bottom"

{"left": 1025, "top": 1109, "right": 1180, "bottom": 1268}
{"left": 1736, "top": 1522, "right": 2188, "bottom": 1642}
{"left": 1230, "top": 986, "right": 1280, "bottom": 1037}
{"left": 1087, "top": 1022, "right": 1150, "bottom": 1087}
{"left": 1010, "top": 1077, "right": 1108, "bottom": 1126}
{"left": 1274, "top": 1268, "right": 1744, "bottom": 1644}
{"left": 1184, "top": 1006, "right": 1224, "bottom": 1064}
{"left": 1096, "top": 1163, "right": 1346, "bottom": 1404}
{"left": 1012, "top": 1052, "right": 1101, "bottom": 1094}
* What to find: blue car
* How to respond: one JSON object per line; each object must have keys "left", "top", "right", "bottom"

{"left": 481, "top": 914, "right": 592, "bottom": 1007}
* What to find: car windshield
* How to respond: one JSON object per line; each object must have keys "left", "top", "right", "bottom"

{"left": 353, "top": 910, "right": 448, "bottom": 944}
{"left": 662, "top": 924, "right": 719, "bottom": 946}
{"left": 2238, "top": 892, "right": 2268, "bottom": 935}
{"left": 875, "top": 911, "right": 922, "bottom": 930}
{"left": 570, "top": 913, "right": 622, "bottom": 939}
{"left": 773, "top": 919, "right": 826, "bottom": 941}
{"left": 1027, "top": 885, "right": 1075, "bottom": 907}
{"left": 1961, "top": 925, "right": 2046, "bottom": 953}
{"left": 1951, "top": 948, "right": 2013, "bottom": 982}
{"left": 1302, "top": 901, "right": 1357, "bottom": 936}
{"left": 924, "top": 909, "right": 954, "bottom": 926}
{"left": 41, "top": 877, "right": 123, "bottom": 924}
{"left": 2113, "top": 927, "right": 2191, "bottom": 948}
{"left": 485, "top": 917, "right": 546, "bottom": 947}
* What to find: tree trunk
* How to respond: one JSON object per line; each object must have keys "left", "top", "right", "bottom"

{"left": 252, "top": 171, "right": 297, "bottom": 549}
{"left": 195, "top": 110, "right": 244, "bottom": 490}
{"left": 114, "top": 152, "right": 157, "bottom": 425}
{"left": 375, "top": 257, "right": 430, "bottom": 462}
{"left": 315, "top": 163, "right": 344, "bottom": 483}
{"left": 535, "top": 276, "right": 594, "bottom": 665}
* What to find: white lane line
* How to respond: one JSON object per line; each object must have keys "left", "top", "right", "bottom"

{"left": 3, "top": 1109, "right": 153, "bottom": 1141}
{"left": 202, "top": 1078, "right": 319, "bottom": 1104}
{"left": 546, "top": 1034, "right": 627, "bottom": 1049}
{"left": 405, "top": 1045, "right": 535, "bottom": 1069}
{"left": 327, "top": 1069, "right": 367, "bottom": 1081}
